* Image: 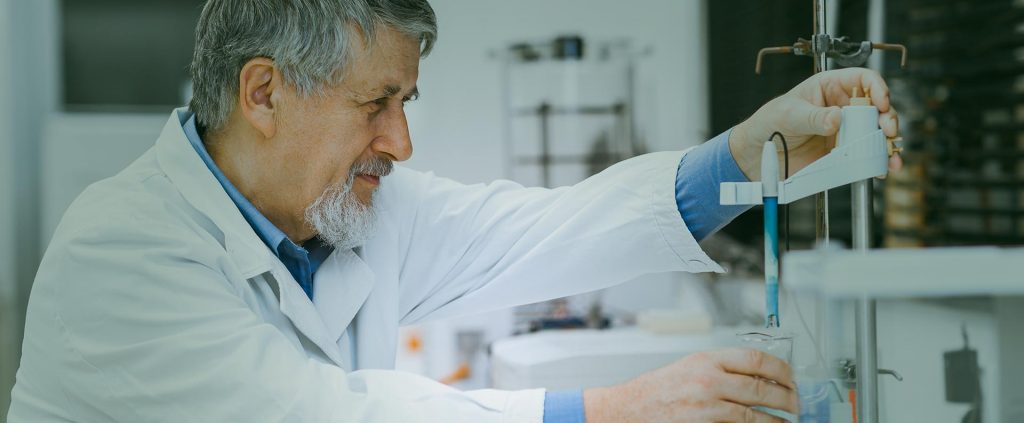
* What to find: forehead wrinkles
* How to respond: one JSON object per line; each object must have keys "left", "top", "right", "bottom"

{"left": 333, "top": 32, "right": 382, "bottom": 95}
{"left": 337, "top": 30, "right": 419, "bottom": 99}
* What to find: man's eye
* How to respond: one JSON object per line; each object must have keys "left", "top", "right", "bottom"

{"left": 365, "top": 98, "right": 386, "bottom": 113}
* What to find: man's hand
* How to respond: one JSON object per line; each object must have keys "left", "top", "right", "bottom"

{"left": 583, "top": 348, "right": 798, "bottom": 422}
{"left": 729, "top": 68, "right": 902, "bottom": 181}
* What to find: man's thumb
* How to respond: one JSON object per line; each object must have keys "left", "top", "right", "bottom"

{"left": 809, "top": 105, "right": 842, "bottom": 136}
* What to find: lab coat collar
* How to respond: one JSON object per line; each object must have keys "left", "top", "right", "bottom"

{"left": 155, "top": 109, "right": 275, "bottom": 278}
{"left": 266, "top": 257, "right": 349, "bottom": 367}
{"left": 313, "top": 248, "right": 376, "bottom": 348}
{"left": 154, "top": 108, "right": 350, "bottom": 367}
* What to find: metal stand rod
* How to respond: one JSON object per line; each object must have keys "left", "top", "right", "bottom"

{"left": 852, "top": 179, "right": 879, "bottom": 423}
{"left": 813, "top": 0, "right": 831, "bottom": 247}
{"left": 816, "top": 194, "right": 830, "bottom": 245}
{"left": 857, "top": 1, "right": 885, "bottom": 419}
{"left": 856, "top": 299, "right": 879, "bottom": 423}
{"left": 538, "top": 103, "right": 551, "bottom": 187}
{"left": 813, "top": 0, "right": 827, "bottom": 73}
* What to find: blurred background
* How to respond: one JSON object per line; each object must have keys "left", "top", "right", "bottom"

{"left": 1, "top": 0, "right": 1022, "bottom": 422}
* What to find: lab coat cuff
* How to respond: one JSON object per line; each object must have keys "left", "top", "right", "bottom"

{"left": 651, "top": 150, "right": 726, "bottom": 273}
{"left": 501, "top": 388, "right": 547, "bottom": 423}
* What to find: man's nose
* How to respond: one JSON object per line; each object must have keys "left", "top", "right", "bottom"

{"left": 371, "top": 106, "right": 413, "bottom": 162}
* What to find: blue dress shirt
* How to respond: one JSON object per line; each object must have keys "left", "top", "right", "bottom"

{"left": 675, "top": 128, "right": 752, "bottom": 241}
{"left": 181, "top": 115, "right": 748, "bottom": 421}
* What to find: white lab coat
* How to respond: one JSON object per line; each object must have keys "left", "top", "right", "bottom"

{"left": 9, "top": 109, "right": 723, "bottom": 422}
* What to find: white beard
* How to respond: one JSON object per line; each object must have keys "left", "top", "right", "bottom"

{"left": 304, "top": 175, "right": 379, "bottom": 251}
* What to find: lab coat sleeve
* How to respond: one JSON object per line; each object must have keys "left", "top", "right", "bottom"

{"left": 17, "top": 213, "right": 544, "bottom": 422}
{"left": 388, "top": 150, "right": 725, "bottom": 324}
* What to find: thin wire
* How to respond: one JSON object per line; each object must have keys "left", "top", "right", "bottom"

{"left": 770, "top": 132, "right": 791, "bottom": 252}
{"left": 771, "top": 131, "right": 829, "bottom": 370}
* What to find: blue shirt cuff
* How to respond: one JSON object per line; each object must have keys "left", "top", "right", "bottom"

{"left": 675, "top": 128, "right": 752, "bottom": 241}
{"left": 543, "top": 390, "right": 585, "bottom": 423}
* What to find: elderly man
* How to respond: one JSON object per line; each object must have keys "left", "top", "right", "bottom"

{"left": 9, "top": 0, "right": 900, "bottom": 422}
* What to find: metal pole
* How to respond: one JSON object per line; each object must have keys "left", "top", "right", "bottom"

{"left": 500, "top": 50, "right": 515, "bottom": 182}
{"left": 813, "top": 0, "right": 831, "bottom": 246}
{"left": 852, "top": 179, "right": 878, "bottom": 423}
{"left": 624, "top": 55, "right": 637, "bottom": 157}
{"left": 539, "top": 103, "right": 551, "bottom": 187}
{"left": 813, "top": 0, "right": 827, "bottom": 73}
{"left": 856, "top": 1, "right": 886, "bottom": 421}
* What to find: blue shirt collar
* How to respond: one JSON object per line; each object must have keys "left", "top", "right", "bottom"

{"left": 182, "top": 114, "right": 292, "bottom": 252}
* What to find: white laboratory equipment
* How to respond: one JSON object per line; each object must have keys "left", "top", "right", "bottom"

{"left": 499, "top": 36, "right": 646, "bottom": 189}
{"left": 784, "top": 246, "right": 1024, "bottom": 422}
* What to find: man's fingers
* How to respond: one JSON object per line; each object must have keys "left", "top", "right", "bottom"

{"left": 862, "top": 70, "right": 891, "bottom": 111}
{"left": 823, "top": 78, "right": 852, "bottom": 107}
{"left": 854, "top": 68, "right": 891, "bottom": 111}
{"left": 717, "top": 373, "right": 799, "bottom": 414}
{"left": 820, "top": 68, "right": 891, "bottom": 111}
{"left": 711, "top": 348, "right": 796, "bottom": 390}
{"left": 880, "top": 106, "right": 899, "bottom": 138}
{"left": 789, "top": 101, "right": 842, "bottom": 137}
{"left": 889, "top": 154, "right": 903, "bottom": 172}
{"left": 881, "top": 104, "right": 901, "bottom": 173}
{"left": 718, "top": 401, "right": 789, "bottom": 423}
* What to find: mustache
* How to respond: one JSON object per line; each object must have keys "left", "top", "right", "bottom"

{"left": 350, "top": 156, "right": 393, "bottom": 178}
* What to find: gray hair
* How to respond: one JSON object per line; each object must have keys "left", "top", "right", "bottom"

{"left": 189, "top": 0, "right": 437, "bottom": 133}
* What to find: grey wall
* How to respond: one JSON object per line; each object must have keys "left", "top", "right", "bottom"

{"left": 0, "top": 0, "right": 17, "bottom": 417}
{"left": 1, "top": 0, "right": 56, "bottom": 418}
{"left": 404, "top": 0, "right": 710, "bottom": 184}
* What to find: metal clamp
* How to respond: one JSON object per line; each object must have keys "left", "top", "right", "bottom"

{"left": 755, "top": 35, "right": 908, "bottom": 74}
{"left": 839, "top": 359, "right": 905, "bottom": 382}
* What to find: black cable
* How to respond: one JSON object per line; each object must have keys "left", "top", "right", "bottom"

{"left": 769, "top": 132, "right": 790, "bottom": 251}
{"left": 770, "top": 131, "right": 829, "bottom": 370}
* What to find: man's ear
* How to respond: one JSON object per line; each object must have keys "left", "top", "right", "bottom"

{"left": 237, "top": 57, "right": 281, "bottom": 139}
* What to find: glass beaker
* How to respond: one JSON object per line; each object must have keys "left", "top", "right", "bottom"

{"left": 737, "top": 330, "right": 795, "bottom": 363}
{"left": 736, "top": 331, "right": 797, "bottom": 422}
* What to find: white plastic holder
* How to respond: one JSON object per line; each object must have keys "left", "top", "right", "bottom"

{"left": 720, "top": 105, "right": 889, "bottom": 206}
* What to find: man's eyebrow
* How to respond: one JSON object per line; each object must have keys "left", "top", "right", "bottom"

{"left": 381, "top": 85, "right": 401, "bottom": 97}
{"left": 376, "top": 84, "right": 418, "bottom": 99}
